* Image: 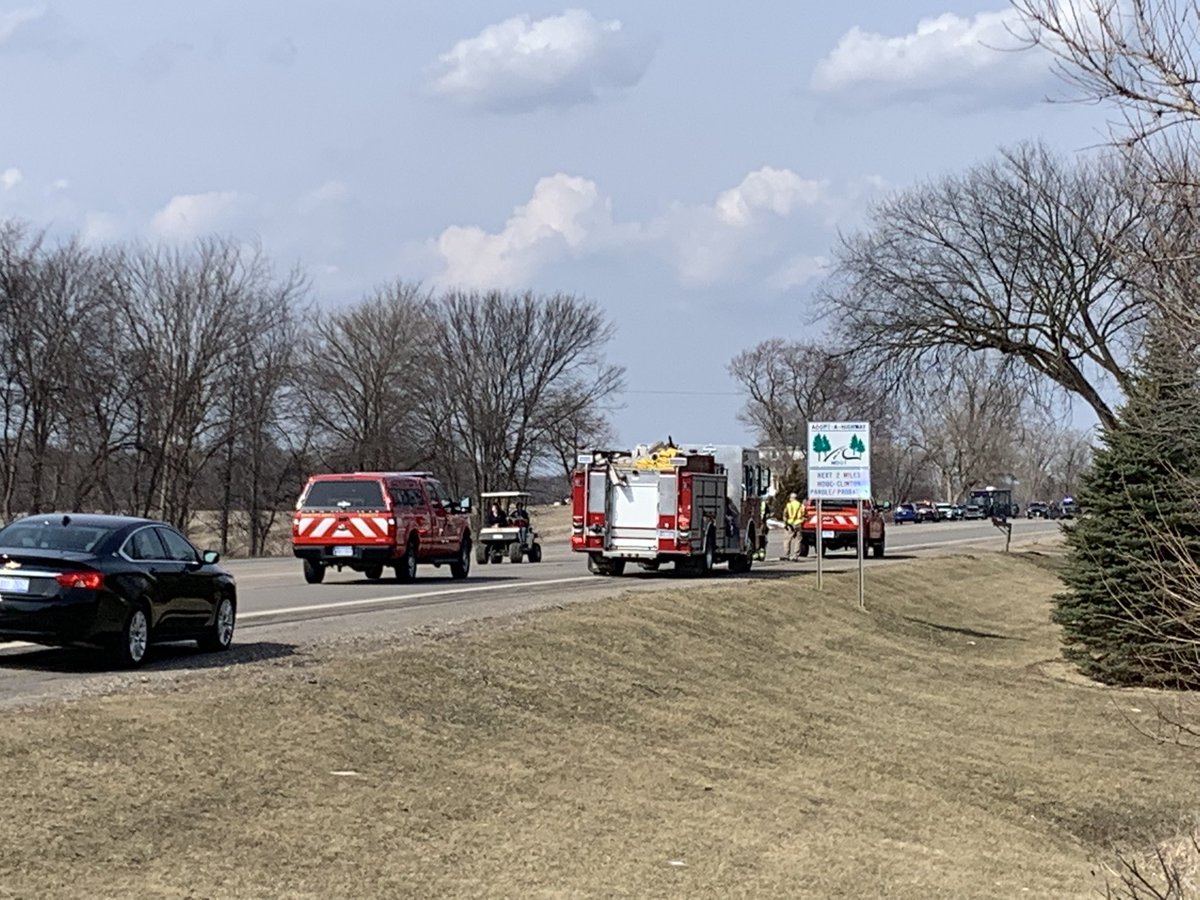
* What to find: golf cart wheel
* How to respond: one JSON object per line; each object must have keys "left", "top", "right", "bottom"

{"left": 476, "top": 542, "right": 489, "bottom": 564}
{"left": 528, "top": 543, "right": 542, "bottom": 563}
{"left": 509, "top": 542, "right": 523, "bottom": 563}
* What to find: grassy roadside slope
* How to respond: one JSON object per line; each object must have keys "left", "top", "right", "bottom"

{"left": 1, "top": 551, "right": 1198, "bottom": 899}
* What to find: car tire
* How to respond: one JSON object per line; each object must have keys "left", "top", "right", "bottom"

{"left": 509, "top": 542, "right": 523, "bottom": 563}
{"left": 303, "top": 559, "right": 325, "bottom": 584}
{"left": 450, "top": 539, "right": 471, "bottom": 580}
{"left": 396, "top": 539, "right": 418, "bottom": 583}
{"left": 364, "top": 565, "right": 383, "bottom": 581}
{"left": 528, "top": 543, "right": 542, "bottom": 563}
{"left": 197, "top": 595, "right": 236, "bottom": 653}
{"left": 112, "top": 603, "right": 151, "bottom": 668}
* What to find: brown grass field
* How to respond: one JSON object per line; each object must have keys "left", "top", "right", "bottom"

{"left": 1, "top": 550, "right": 1199, "bottom": 898}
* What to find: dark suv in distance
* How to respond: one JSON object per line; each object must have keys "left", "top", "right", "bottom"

{"left": 0, "top": 514, "right": 236, "bottom": 667}
{"left": 1026, "top": 501, "right": 1050, "bottom": 519}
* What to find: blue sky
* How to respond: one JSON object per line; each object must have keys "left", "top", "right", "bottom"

{"left": 0, "top": 2, "right": 1111, "bottom": 445}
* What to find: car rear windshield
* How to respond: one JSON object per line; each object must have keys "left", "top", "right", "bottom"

{"left": 0, "top": 521, "right": 114, "bottom": 553}
{"left": 301, "top": 480, "right": 387, "bottom": 511}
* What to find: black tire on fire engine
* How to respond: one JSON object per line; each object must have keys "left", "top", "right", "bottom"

{"left": 364, "top": 565, "right": 383, "bottom": 581}
{"left": 528, "top": 543, "right": 542, "bottom": 563}
{"left": 450, "top": 537, "right": 471, "bottom": 579}
{"left": 476, "top": 542, "right": 489, "bottom": 564}
{"left": 396, "top": 538, "right": 418, "bottom": 583}
{"left": 728, "top": 553, "right": 752, "bottom": 574}
{"left": 588, "top": 553, "right": 604, "bottom": 575}
{"left": 303, "top": 558, "right": 325, "bottom": 584}
{"left": 509, "top": 542, "right": 523, "bottom": 563}
{"left": 700, "top": 530, "right": 715, "bottom": 576}
{"left": 607, "top": 559, "right": 626, "bottom": 577}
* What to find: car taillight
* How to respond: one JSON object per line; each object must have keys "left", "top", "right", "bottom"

{"left": 55, "top": 571, "right": 104, "bottom": 590}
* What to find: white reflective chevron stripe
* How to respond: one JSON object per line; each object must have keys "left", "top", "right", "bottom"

{"left": 310, "top": 517, "right": 335, "bottom": 538}
{"left": 295, "top": 517, "right": 314, "bottom": 535}
{"left": 371, "top": 516, "right": 389, "bottom": 534}
{"left": 350, "top": 517, "right": 374, "bottom": 537}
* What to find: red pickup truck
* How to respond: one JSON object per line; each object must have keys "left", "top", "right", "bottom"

{"left": 800, "top": 498, "right": 886, "bottom": 558}
{"left": 292, "top": 471, "right": 473, "bottom": 584}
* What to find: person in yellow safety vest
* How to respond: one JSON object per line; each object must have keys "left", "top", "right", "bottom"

{"left": 783, "top": 492, "right": 806, "bottom": 561}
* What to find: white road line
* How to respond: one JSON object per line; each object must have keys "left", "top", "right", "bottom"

{"left": 238, "top": 575, "right": 596, "bottom": 621}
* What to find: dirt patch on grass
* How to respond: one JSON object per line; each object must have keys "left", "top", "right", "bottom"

{"left": 2, "top": 552, "right": 1199, "bottom": 898}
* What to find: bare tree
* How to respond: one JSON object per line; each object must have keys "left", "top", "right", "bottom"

{"left": 297, "top": 282, "right": 432, "bottom": 474}
{"left": 420, "top": 290, "right": 624, "bottom": 496}
{"left": 115, "top": 237, "right": 305, "bottom": 525}
{"left": 822, "top": 141, "right": 1148, "bottom": 431}
{"left": 1012, "top": 0, "right": 1200, "bottom": 149}
{"left": 728, "top": 338, "right": 889, "bottom": 458}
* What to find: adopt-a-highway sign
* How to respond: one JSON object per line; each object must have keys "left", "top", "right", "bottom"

{"left": 807, "top": 421, "right": 872, "bottom": 499}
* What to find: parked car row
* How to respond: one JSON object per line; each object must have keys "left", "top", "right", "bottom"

{"left": 891, "top": 501, "right": 975, "bottom": 524}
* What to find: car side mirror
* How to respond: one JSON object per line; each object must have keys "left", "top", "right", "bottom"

{"left": 202, "top": 550, "right": 220, "bottom": 564}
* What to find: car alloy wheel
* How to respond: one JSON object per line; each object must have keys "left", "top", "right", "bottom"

{"left": 124, "top": 608, "right": 149, "bottom": 667}
{"left": 199, "top": 596, "right": 236, "bottom": 652}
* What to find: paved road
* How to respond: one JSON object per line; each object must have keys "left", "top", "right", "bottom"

{"left": 0, "top": 517, "right": 1062, "bottom": 705}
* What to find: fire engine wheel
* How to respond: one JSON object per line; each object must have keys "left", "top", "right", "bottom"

{"left": 509, "top": 542, "right": 524, "bottom": 564}
{"left": 728, "top": 553, "right": 752, "bottom": 574}
{"left": 395, "top": 539, "right": 418, "bottom": 583}
{"left": 303, "top": 559, "right": 325, "bottom": 584}
{"left": 476, "top": 542, "right": 489, "bottom": 564}
{"left": 450, "top": 539, "right": 471, "bottom": 579}
{"left": 528, "top": 543, "right": 542, "bottom": 563}
{"left": 364, "top": 565, "right": 383, "bottom": 581}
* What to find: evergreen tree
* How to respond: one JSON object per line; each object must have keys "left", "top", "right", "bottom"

{"left": 1055, "top": 323, "right": 1200, "bottom": 687}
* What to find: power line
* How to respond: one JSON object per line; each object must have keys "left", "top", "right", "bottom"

{"left": 622, "top": 389, "right": 743, "bottom": 397}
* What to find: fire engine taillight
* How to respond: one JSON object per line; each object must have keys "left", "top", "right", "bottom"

{"left": 55, "top": 571, "right": 103, "bottom": 590}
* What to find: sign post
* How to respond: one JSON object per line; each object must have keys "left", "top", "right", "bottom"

{"left": 807, "top": 421, "right": 872, "bottom": 609}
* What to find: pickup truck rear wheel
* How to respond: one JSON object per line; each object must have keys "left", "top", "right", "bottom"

{"left": 395, "top": 539, "right": 418, "bottom": 583}
{"left": 364, "top": 565, "right": 383, "bottom": 581}
{"left": 450, "top": 538, "right": 471, "bottom": 579}
{"left": 303, "top": 559, "right": 325, "bottom": 584}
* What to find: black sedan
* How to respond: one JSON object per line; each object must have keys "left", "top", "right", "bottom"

{"left": 0, "top": 514, "right": 236, "bottom": 667}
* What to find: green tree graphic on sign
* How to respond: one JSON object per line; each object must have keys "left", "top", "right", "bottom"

{"left": 813, "top": 434, "right": 831, "bottom": 454}
{"left": 849, "top": 434, "right": 866, "bottom": 455}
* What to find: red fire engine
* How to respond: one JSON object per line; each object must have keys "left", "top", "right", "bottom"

{"left": 570, "top": 442, "right": 756, "bottom": 576}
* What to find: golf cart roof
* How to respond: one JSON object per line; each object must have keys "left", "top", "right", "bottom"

{"left": 480, "top": 491, "right": 532, "bottom": 499}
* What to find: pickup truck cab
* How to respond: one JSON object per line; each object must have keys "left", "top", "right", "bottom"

{"left": 292, "top": 471, "right": 473, "bottom": 584}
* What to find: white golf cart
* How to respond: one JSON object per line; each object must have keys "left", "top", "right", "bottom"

{"left": 476, "top": 491, "right": 543, "bottom": 564}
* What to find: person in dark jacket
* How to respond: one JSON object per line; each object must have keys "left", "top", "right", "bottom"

{"left": 485, "top": 502, "right": 508, "bottom": 527}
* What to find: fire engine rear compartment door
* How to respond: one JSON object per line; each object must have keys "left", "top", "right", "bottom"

{"left": 607, "top": 470, "right": 662, "bottom": 553}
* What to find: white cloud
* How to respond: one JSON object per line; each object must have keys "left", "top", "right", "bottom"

{"left": 432, "top": 173, "right": 616, "bottom": 289}
{"left": 425, "top": 166, "right": 839, "bottom": 291}
{"left": 769, "top": 254, "right": 830, "bottom": 291}
{"left": 429, "top": 9, "right": 654, "bottom": 112}
{"left": 296, "top": 179, "right": 348, "bottom": 213}
{"left": 0, "top": 6, "right": 44, "bottom": 45}
{"left": 1, "top": 167, "right": 22, "bottom": 190}
{"left": 150, "top": 191, "right": 251, "bottom": 241}
{"left": 50, "top": 177, "right": 68, "bottom": 191}
{"left": 811, "top": 8, "right": 1053, "bottom": 108}
{"left": 651, "top": 167, "right": 828, "bottom": 287}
